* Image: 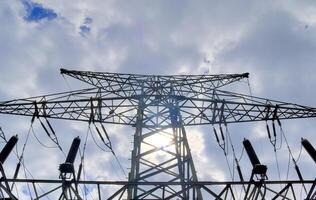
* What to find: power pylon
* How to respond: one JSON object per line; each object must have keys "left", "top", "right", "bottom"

{"left": 0, "top": 68, "right": 315, "bottom": 199}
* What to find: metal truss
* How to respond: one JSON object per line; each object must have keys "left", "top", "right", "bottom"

{"left": 59, "top": 68, "right": 250, "bottom": 93}
{"left": 0, "top": 69, "right": 316, "bottom": 199}
{"left": 4, "top": 179, "right": 316, "bottom": 199}
{"left": 0, "top": 86, "right": 316, "bottom": 127}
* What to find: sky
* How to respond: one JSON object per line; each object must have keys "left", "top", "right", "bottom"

{"left": 0, "top": 0, "right": 316, "bottom": 199}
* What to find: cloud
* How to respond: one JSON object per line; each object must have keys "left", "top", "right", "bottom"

{"left": 217, "top": 9, "right": 316, "bottom": 102}
{"left": 0, "top": 0, "right": 316, "bottom": 198}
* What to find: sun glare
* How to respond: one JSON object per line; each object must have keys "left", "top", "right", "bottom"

{"left": 147, "top": 131, "right": 173, "bottom": 149}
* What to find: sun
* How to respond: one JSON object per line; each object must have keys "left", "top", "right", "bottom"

{"left": 144, "top": 130, "right": 174, "bottom": 149}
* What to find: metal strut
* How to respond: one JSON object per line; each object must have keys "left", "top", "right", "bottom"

{"left": 0, "top": 69, "right": 316, "bottom": 199}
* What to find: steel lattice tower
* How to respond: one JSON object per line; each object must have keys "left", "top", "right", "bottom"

{"left": 59, "top": 69, "right": 250, "bottom": 199}
{"left": 0, "top": 68, "right": 315, "bottom": 199}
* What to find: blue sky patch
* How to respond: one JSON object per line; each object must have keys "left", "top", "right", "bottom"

{"left": 22, "top": 0, "right": 57, "bottom": 22}
{"left": 79, "top": 17, "right": 93, "bottom": 36}
{"left": 80, "top": 25, "right": 91, "bottom": 35}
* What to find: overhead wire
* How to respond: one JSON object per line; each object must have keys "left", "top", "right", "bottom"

{"left": 265, "top": 108, "right": 285, "bottom": 186}
{"left": 12, "top": 72, "right": 312, "bottom": 198}
{"left": 295, "top": 143, "right": 303, "bottom": 163}
{"left": 77, "top": 128, "right": 89, "bottom": 181}
{"left": 226, "top": 126, "right": 236, "bottom": 180}
{"left": 274, "top": 148, "right": 282, "bottom": 185}
{"left": 18, "top": 124, "right": 33, "bottom": 200}
{"left": 77, "top": 132, "right": 86, "bottom": 199}
{"left": 18, "top": 122, "right": 55, "bottom": 200}
{"left": 89, "top": 126, "right": 110, "bottom": 152}
{"left": 234, "top": 77, "right": 253, "bottom": 199}
{"left": 286, "top": 150, "right": 291, "bottom": 180}
{"left": 270, "top": 120, "right": 283, "bottom": 189}
{"left": 267, "top": 117, "right": 307, "bottom": 194}
{"left": 238, "top": 146, "right": 245, "bottom": 162}
{"left": 10, "top": 120, "right": 63, "bottom": 200}
{"left": 78, "top": 127, "right": 97, "bottom": 200}
{"left": 88, "top": 125, "right": 127, "bottom": 179}
{"left": 30, "top": 124, "right": 60, "bottom": 149}
{"left": 247, "top": 77, "right": 254, "bottom": 101}
{"left": 224, "top": 125, "right": 246, "bottom": 197}
{"left": 62, "top": 71, "right": 126, "bottom": 197}
{"left": 212, "top": 125, "right": 234, "bottom": 182}
{"left": 37, "top": 117, "right": 66, "bottom": 157}
{"left": 62, "top": 73, "right": 73, "bottom": 91}
{"left": 113, "top": 153, "right": 127, "bottom": 178}
{"left": 79, "top": 126, "right": 125, "bottom": 199}
{"left": 77, "top": 151, "right": 90, "bottom": 200}
{"left": 64, "top": 71, "right": 127, "bottom": 180}
{"left": 0, "top": 128, "right": 20, "bottom": 199}
{"left": 22, "top": 159, "right": 33, "bottom": 200}
{"left": 278, "top": 120, "right": 308, "bottom": 194}
{"left": 66, "top": 71, "right": 128, "bottom": 183}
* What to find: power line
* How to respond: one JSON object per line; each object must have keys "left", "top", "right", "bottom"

{"left": 0, "top": 69, "right": 315, "bottom": 199}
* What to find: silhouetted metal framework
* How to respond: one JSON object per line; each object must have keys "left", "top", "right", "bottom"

{"left": 0, "top": 69, "right": 315, "bottom": 199}
{"left": 3, "top": 179, "right": 316, "bottom": 199}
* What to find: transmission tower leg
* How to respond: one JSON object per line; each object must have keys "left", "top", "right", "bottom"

{"left": 127, "top": 100, "right": 144, "bottom": 200}
{"left": 179, "top": 126, "right": 203, "bottom": 200}
{"left": 127, "top": 125, "right": 203, "bottom": 199}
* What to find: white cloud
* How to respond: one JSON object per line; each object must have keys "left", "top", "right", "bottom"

{"left": 0, "top": 0, "right": 316, "bottom": 198}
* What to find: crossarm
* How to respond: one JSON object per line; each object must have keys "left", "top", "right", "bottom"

{"left": 0, "top": 88, "right": 138, "bottom": 125}
{"left": 60, "top": 68, "right": 249, "bottom": 96}
{"left": 180, "top": 96, "right": 316, "bottom": 126}
{"left": 0, "top": 88, "right": 315, "bottom": 127}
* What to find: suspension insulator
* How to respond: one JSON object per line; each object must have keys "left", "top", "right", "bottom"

{"left": 0, "top": 135, "right": 18, "bottom": 164}
{"left": 272, "top": 121, "right": 277, "bottom": 138}
{"left": 213, "top": 127, "right": 220, "bottom": 144}
{"left": 301, "top": 138, "right": 316, "bottom": 164}
{"left": 266, "top": 124, "right": 271, "bottom": 139}
{"left": 40, "top": 120, "right": 51, "bottom": 137}
{"left": 243, "top": 139, "right": 261, "bottom": 166}
{"left": 219, "top": 125, "right": 225, "bottom": 141}
{"left": 276, "top": 117, "right": 281, "bottom": 127}
{"left": 65, "top": 137, "right": 81, "bottom": 164}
